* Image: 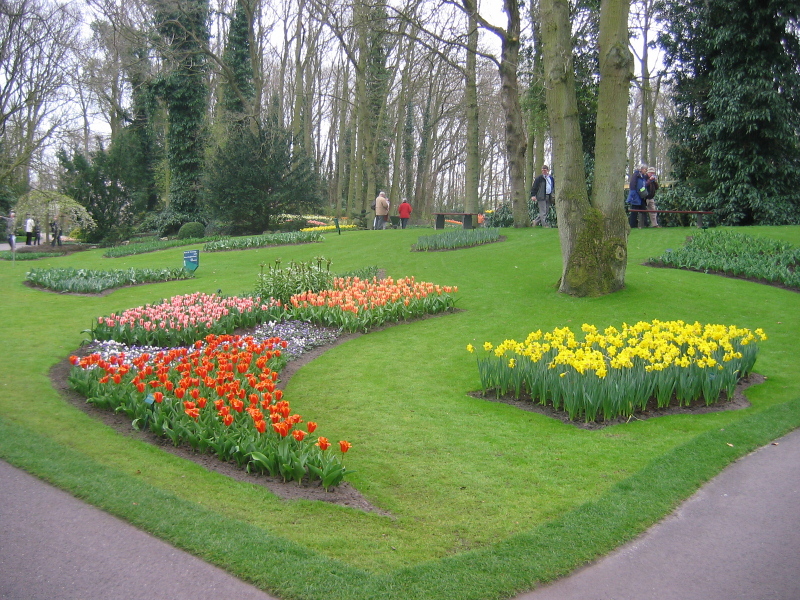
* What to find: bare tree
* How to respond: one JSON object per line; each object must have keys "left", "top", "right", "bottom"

{"left": 0, "top": 0, "right": 82, "bottom": 189}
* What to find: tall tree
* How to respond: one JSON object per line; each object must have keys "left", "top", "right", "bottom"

{"left": 206, "top": 118, "right": 322, "bottom": 234}
{"left": 152, "top": 0, "right": 210, "bottom": 230}
{"left": 541, "top": 0, "right": 632, "bottom": 295}
{"left": 661, "top": 0, "right": 800, "bottom": 224}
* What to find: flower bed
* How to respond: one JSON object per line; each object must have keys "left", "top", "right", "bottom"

{"left": 26, "top": 266, "right": 194, "bottom": 293}
{"left": 203, "top": 231, "right": 323, "bottom": 252}
{"left": 301, "top": 224, "right": 358, "bottom": 233}
{"left": 69, "top": 334, "right": 351, "bottom": 489}
{"left": 468, "top": 320, "right": 766, "bottom": 422}
{"left": 286, "top": 276, "right": 458, "bottom": 332}
{"left": 414, "top": 227, "right": 500, "bottom": 251}
{"left": 91, "top": 292, "right": 284, "bottom": 346}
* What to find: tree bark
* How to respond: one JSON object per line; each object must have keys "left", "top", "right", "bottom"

{"left": 499, "top": 0, "right": 529, "bottom": 227}
{"left": 542, "top": 0, "right": 631, "bottom": 296}
{"left": 463, "top": 6, "right": 480, "bottom": 215}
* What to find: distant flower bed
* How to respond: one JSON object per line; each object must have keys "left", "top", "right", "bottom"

{"left": 69, "top": 333, "right": 352, "bottom": 489}
{"left": 649, "top": 229, "right": 800, "bottom": 290}
{"left": 301, "top": 224, "right": 357, "bottom": 233}
{"left": 0, "top": 251, "right": 64, "bottom": 261}
{"left": 414, "top": 228, "right": 500, "bottom": 251}
{"left": 469, "top": 320, "right": 766, "bottom": 423}
{"left": 26, "top": 266, "right": 194, "bottom": 294}
{"left": 203, "top": 231, "right": 323, "bottom": 252}
{"left": 103, "top": 236, "right": 224, "bottom": 258}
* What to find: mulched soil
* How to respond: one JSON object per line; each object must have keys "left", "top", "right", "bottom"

{"left": 469, "top": 373, "right": 764, "bottom": 430}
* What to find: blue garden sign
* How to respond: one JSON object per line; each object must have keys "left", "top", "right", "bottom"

{"left": 183, "top": 250, "right": 199, "bottom": 272}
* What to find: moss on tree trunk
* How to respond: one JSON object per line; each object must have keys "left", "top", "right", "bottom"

{"left": 561, "top": 208, "right": 627, "bottom": 296}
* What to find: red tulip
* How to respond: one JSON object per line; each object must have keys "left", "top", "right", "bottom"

{"left": 339, "top": 440, "right": 352, "bottom": 453}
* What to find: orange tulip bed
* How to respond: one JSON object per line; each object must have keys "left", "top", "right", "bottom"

{"left": 69, "top": 333, "right": 353, "bottom": 489}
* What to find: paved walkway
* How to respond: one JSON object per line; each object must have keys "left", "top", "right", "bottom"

{"left": 2, "top": 428, "right": 799, "bottom": 600}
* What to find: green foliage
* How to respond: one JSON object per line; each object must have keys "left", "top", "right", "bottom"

{"left": 660, "top": 0, "right": 800, "bottom": 224}
{"left": 25, "top": 267, "right": 194, "bottom": 294}
{"left": 205, "top": 120, "right": 322, "bottom": 234}
{"left": 220, "top": 0, "right": 255, "bottom": 116}
{"left": 0, "top": 251, "right": 64, "bottom": 261}
{"left": 414, "top": 228, "right": 501, "bottom": 251}
{"left": 650, "top": 229, "right": 800, "bottom": 288}
{"left": 102, "top": 236, "right": 222, "bottom": 258}
{"left": 57, "top": 147, "right": 133, "bottom": 243}
{"left": 152, "top": 0, "right": 210, "bottom": 228}
{"left": 177, "top": 222, "right": 205, "bottom": 239}
{"left": 254, "top": 257, "right": 334, "bottom": 305}
{"left": 202, "top": 231, "right": 322, "bottom": 252}
{"left": 484, "top": 204, "right": 514, "bottom": 227}
{"left": 651, "top": 183, "right": 719, "bottom": 227}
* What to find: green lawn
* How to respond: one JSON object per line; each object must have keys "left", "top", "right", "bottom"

{"left": 1, "top": 225, "right": 798, "bottom": 600}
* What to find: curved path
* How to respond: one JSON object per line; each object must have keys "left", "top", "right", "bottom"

{"left": 2, "top": 428, "right": 798, "bottom": 600}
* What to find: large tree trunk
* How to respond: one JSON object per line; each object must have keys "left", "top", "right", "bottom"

{"left": 542, "top": 0, "right": 631, "bottom": 296}
{"left": 589, "top": 0, "right": 632, "bottom": 290}
{"left": 500, "top": 0, "right": 529, "bottom": 227}
{"left": 463, "top": 8, "right": 480, "bottom": 215}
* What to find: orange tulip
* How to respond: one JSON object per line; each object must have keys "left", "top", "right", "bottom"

{"left": 316, "top": 436, "right": 331, "bottom": 451}
{"left": 306, "top": 421, "right": 317, "bottom": 433}
{"left": 339, "top": 440, "right": 352, "bottom": 453}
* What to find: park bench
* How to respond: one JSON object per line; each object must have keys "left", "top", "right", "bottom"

{"left": 433, "top": 212, "right": 480, "bottom": 230}
{"left": 629, "top": 209, "right": 714, "bottom": 228}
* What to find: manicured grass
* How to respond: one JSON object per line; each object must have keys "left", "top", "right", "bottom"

{"left": 1, "top": 225, "right": 799, "bottom": 600}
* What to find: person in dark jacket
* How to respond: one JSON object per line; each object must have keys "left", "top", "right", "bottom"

{"left": 530, "top": 165, "right": 555, "bottom": 227}
{"left": 626, "top": 164, "right": 649, "bottom": 228}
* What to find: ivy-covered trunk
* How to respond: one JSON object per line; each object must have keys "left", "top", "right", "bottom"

{"left": 153, "top": 0, "right": 210, "bottom": 228}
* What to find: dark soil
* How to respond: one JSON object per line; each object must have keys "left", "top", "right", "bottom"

{"left": 469, "top": 372, "right": 765, "bottom": 430}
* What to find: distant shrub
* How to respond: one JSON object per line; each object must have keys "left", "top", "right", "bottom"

{"left": 484, "top": 204, "right": 514, "bottom": 227}
{"left": 178, "top": 222, "right": 206, "bottom": 239}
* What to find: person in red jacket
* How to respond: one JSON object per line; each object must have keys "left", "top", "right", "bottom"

{"left": 398, "top": 199, "right": 412, "bottom": 229}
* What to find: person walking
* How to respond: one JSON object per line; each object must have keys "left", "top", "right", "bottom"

{"left": 374, "top": 191, "right": 390, "bottom": 230}
{"left": 24, "top": 214, "right": 34, "bottom": 245}
{"left": 1, "top": 211, "right": 16, "bottom": 250}
{"left": 398, "top": 199, "right": 412, "bottom": 229}
{"left": 626, "top": 164, "right": 649, "bottom": 228}
{"left": 645, "top": 167, "right": 660, "bottom": 227}
{"left": 530, "top": 165, "right": 555, "bottom": 227}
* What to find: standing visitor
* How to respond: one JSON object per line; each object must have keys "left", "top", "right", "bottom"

{"left": 626, "top": 165, "right": 649, "bottom": 228}
{"left": 530, "top": 165, "right": 555, "bottom": 227}
{"left": 398, "top": 199, "right": 412, "bottom": 229}
{"left": 374, "top": 191, "right": 390, "bottom": 230}
{"left": 25, "top": 214, "right": 34, "bottom": 245}
{"left": 1, "top": 211, "right": 16, "bottom": 249}
{"left": 645, "top": 167, "right": 660, "bottom": 228}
